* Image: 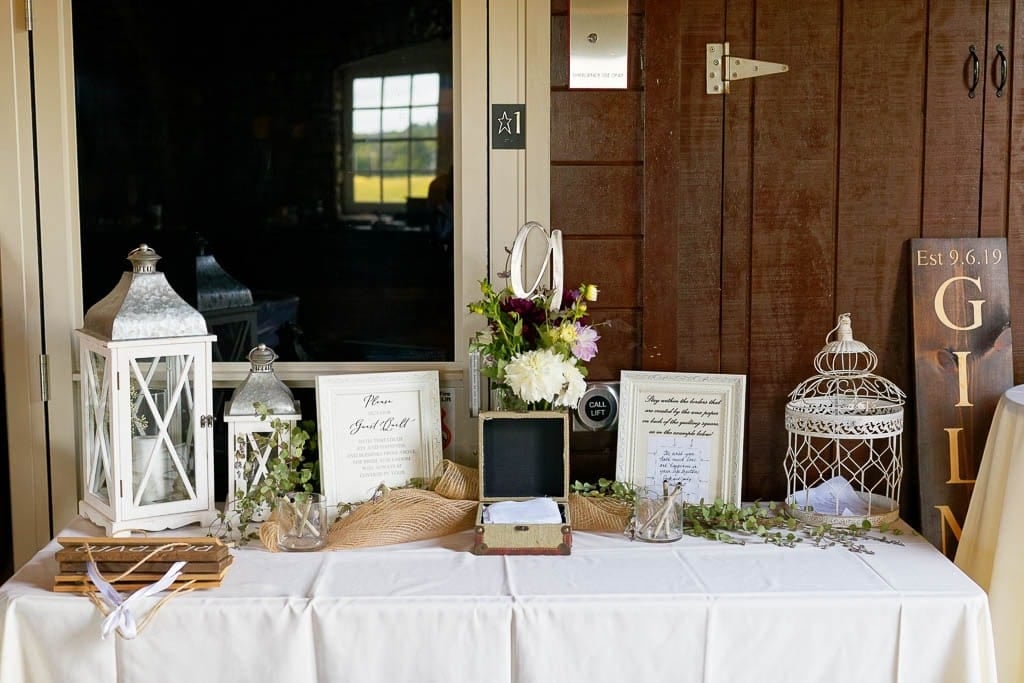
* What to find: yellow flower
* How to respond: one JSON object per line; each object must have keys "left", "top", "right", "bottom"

{"left": 583, "top": 284, "right": 599, "bottom": 302}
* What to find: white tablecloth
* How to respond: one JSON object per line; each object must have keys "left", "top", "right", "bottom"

{"left": 957, "top": 384, "right": 1024, "bottom": 683}
{"left": 1, "top": 516, "right": 995, "bottom": 683}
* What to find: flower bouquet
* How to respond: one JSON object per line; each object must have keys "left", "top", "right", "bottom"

{"left": 468, "top": 278, "right": 600, "bottom": 411}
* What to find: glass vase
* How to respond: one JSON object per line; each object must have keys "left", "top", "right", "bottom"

{"left": 633, "top": 488, "right": 684, "bottom": 542}
{"left": 276, "top": 492, "right": 327, "bottom": 551}
{"left": 490, "top": 383, "right": 531, "bottom": 412}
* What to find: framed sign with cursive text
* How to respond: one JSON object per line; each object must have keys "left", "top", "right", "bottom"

{"left": 316, "top": 370, "right": 443, "bottom": 506}
{"left": 615, "top": 371, "right": 746, "bottom": 505}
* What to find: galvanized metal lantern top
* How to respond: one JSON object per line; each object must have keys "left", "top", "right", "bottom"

{"left": 226, "top": 344, "right": 299, "bottom": 416}
{"left": 81, "top": 244, "right": 208, "bottom": 341}
{"left": 195, "top": 247, "right": 254, "bottom": 312}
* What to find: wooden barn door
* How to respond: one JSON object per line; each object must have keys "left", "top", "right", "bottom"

{"left": 644, "top": 1, "right": 931, "bottom": 504}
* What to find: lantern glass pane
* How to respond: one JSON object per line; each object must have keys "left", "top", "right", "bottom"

{"left": 239, "top": 430, "right": 282, "bottom": 493}
{"left": 85, "top": 349, "right": 113, "bottom": 502}
{"left": 129, "top": 354, "right": 198, "bottom": 506}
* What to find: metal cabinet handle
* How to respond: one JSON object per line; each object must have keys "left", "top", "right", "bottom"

{"left": 995, "top": 44, "right": 1008, "bottom": 98}
{"left": 968, "top": 45, "right": 980, "bottom": 99}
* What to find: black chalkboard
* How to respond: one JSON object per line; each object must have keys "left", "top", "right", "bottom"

{"left": 480, "top": 414, "right": 567, "bottom": 499}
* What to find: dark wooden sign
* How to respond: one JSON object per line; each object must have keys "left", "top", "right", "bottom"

{"left": 910, "top": 238, "right": 1014, "bottom": 558}
{"left": 53, "top": 536, "right": 231, "bottom": 592}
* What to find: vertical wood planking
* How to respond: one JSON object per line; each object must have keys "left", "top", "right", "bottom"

{"left": 563, "top": 239, "right": 640, "bottom": 310}
{"left": 721, "top": 0, "right": 753, "bottom": 378}
{"left": 551, "top": 0, "right": 643, "bottom": 482}
{"left": 921, "top": 1, "right": 987, "bottom": 237}
{"left": 579, "top": 311, "right": 640, "bottom": 382}
{"left": 550, "top": 92, "right": 642, "bottom": 162}
{"left": 550, "top": 1, "right": 644, "bottom": 380}
{"left": 526, "top": 0, "right": 552, "bottom": 232}
{"left": 551, "top": 1, "right": 1024, "bottom": 515}
{"left": 835, "top": 1, "right": 928, "bottom": 524}
{"left": 980, "top": 0, "right": 1012, "bottom": 237}
{"left": 643, "top": 0, "right": 724, "bottom": 373}
{"left": 551, "top": 166, "right": 641, "bottom": 236}
{"left": 721, "top": 0, "right": 755, "bottom": 502}
{"left": 564, "top": 239, "right": 641, "bottom": 381}
{"left": 746, "top": 1, "right": 841, "bottom": 500}
{"left": 641, "top": 0, "right": 683, "bottom": 371}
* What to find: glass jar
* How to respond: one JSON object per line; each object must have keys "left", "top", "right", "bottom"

{"left": 633, "top": 487, "right": 684, "bottom": 542}
{"left": 276, "top": 492, "right": 327, "bottom": 551}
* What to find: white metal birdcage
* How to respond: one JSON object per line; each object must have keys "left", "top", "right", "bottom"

{"left": 784, "top": 313, "right": 906, "bottom": 525}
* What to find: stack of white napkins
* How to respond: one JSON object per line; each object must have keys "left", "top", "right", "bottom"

{"left": 482, "top": 497, "right": 562, "bottom": 524}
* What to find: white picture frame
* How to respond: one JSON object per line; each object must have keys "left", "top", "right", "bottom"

{"left": 316, "top": 370, "right": 443, "bottom": 506}
{"left": 615, "top": 370, "right": 746, "bottom": 506}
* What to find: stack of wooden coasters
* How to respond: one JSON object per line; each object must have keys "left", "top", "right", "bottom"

{"left": 53, "top": 536, "right": 232, "bottom": 593}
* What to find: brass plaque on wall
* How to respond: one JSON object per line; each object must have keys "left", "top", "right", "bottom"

{"left": 910, "top": 238, "right": 1014, "bottom": 558}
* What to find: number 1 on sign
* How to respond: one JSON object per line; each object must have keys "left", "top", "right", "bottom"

{"left": 491, "top": 104, "right": 526, "bottom": 150}
{"left": 497, "top": 110, "right": 521, "bottom": 135}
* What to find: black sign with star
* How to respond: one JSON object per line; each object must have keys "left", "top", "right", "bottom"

{"left": 491, "top": 104, "right": 526, "bottom": 149}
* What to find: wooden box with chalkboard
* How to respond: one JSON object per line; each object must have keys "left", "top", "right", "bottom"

{"left": 472, "top": 411, "right": 572, "bottom": 555}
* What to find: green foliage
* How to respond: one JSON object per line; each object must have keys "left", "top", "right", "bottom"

{"left": 468, "top": 278, "right": 600, "bottom": 410}
{"left": 572, "top": 480, "right": 905, "bottom": 553}
{"left": 678, "top": 498, "right": 903, "bottom": 552}
{"left": 213, "top": 404, "right": 317, "bottom": 545}
{"left": 571, "top": 478, "right": 638, "bottom": 505}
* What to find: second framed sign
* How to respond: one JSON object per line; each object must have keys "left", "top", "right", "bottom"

{"left": 316, "top": 370, "right": 443, "bottom": 506}
{"left": 615, "top": 370, "right": 746, "bottom": 505}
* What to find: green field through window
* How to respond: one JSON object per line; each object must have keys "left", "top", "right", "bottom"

{"left": 353, "top": 174, "right": 434, "bottom": 204}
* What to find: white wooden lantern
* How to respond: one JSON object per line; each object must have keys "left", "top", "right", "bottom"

{"left": 223, "top": 344, "right": 300, "bottom": 517}
{"left": 784, "top": 314, "right": 906, "bottom": 525}
{"left": 76, "top": 244, "right": 218, "bottom": 535}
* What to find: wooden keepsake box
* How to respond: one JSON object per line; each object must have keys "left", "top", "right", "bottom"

{"left": 473, "top": 410, "right": 572, "bottom": 556}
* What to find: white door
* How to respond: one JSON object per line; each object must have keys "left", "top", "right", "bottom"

{"left": 3, "top": 0, "right": 550, "bottom": 566}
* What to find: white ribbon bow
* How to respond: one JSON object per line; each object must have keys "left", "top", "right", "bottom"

{"left": 87, "top": 560, "right": 186, "bottom": 639}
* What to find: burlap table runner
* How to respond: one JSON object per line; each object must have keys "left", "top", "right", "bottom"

{"left": 259, "top": 459, "right": 631, "bottom": 551}
{"left": 568, "top": 494, "right": 633, "bottom": 533}
{"left": 260, "top": 459, "right": 479, "bottom": 551}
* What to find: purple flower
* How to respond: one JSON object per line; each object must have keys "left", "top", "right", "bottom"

{"left": 501, "top": 297, "right": 546, "bottom": 344}
{"left": 571, "top": 324, "right": 600, "bottom": 361}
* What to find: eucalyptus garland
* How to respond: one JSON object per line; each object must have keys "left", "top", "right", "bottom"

{"left": 678, "top": 498, "right": 904, "bottom": 553}
{"left": 571, "top": 479, "right": 904, "bottom": 553}
{"left": 571, "top": 478, "right": 638, "bottom": 504}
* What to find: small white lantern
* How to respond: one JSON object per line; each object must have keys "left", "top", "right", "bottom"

{"left": 784, "top": 313, "right": 906, "bottom": 525}
{"left": 223, "top": 344, "right": 300, "bottom": 517}
{"left": 76, "top": 244, "right": 218, "bottom": 535}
